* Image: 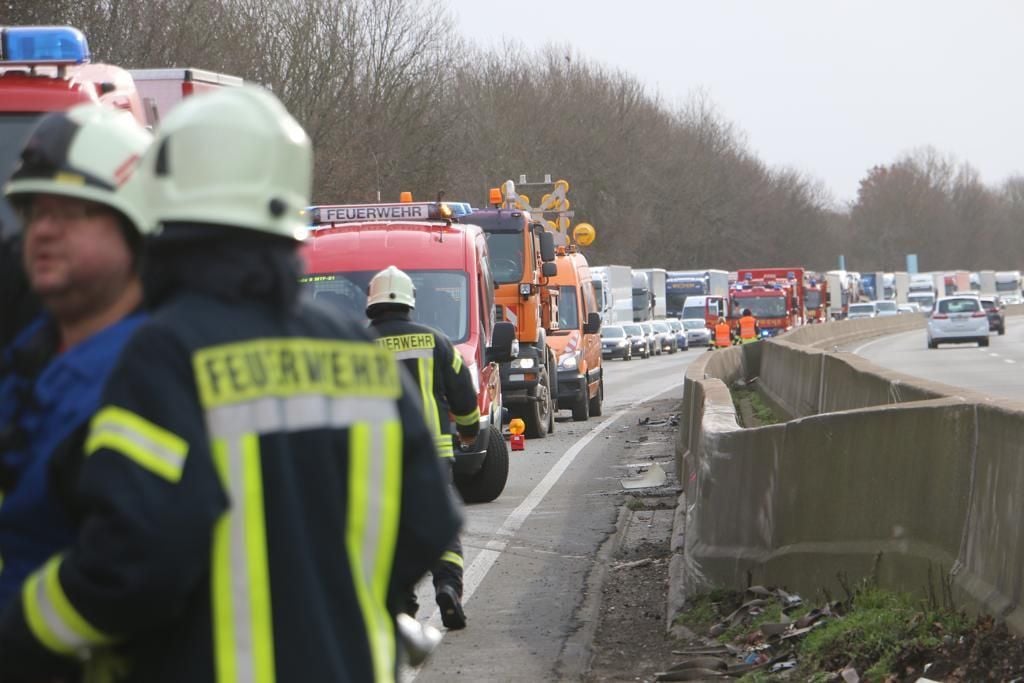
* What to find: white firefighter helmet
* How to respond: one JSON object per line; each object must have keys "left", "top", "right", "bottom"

{"left": 5, "top": 103, "right": 153, "bottom": 232}
{"left": 367, "top": 266, "right": 416, "bottom": 311}
{"left": 141, "top": 84, "right": 312, "bottom": 241}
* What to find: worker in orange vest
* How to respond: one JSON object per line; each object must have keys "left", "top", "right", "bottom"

{"left": 714, "top": 317, "right": 732, "bottom": 349}
{"left": 739, "top": 308, "right": 759, "bottom": 344}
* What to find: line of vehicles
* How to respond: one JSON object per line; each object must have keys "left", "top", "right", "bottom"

{"left": 6, "top": 26, "right": 1022, "bottom": 506}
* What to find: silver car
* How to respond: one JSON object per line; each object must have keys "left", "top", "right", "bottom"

{"left": 683, "top": 318, "right": 711, "bottom": 346}
{"left": 927, "top": 296, "right": 989, "bottom": 348}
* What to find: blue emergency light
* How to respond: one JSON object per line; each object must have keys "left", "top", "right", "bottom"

{"left": 1, "top": 26, "right": 90, "bottom": 64}
{"left": 447, "top": 202, "right": 473, "bottom": 217}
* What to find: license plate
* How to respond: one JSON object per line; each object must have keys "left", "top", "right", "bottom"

{"left": 509, "top": 374, "right": 525, "bottom": 382}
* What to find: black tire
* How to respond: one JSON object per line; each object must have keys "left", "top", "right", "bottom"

{"left": 457, "top": 426, "right": 509, "bottom": 504}
{"left": 999, "top": 325, "right": 1006, "bottom": 336}
{"left": 928, "top": 340, "right": 937, "bottom": 349}
{"left": 523, "top": 365, "right": 552, "bottom": 439}
{"left": 571, "top": 381, "right": 590, "bottom": 421}
{"left": 979, "top": 337, "right": 990, "bottom": 348}
{"left": 589, "top": 376, "right": 603, "bottom": 416}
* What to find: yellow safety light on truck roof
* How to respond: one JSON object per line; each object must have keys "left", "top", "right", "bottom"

{"left": 488, "top": 187, "right": 502, "bottom": 207}
{"left": 399, "top": 191, "right": 413, "bottom": 203}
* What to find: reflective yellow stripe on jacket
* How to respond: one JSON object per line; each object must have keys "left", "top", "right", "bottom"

{"left": 85, "top": 406, "right": 188, "bottom": 482}
{"left": 23, "top": 555, "right": 114, "bottom": 656}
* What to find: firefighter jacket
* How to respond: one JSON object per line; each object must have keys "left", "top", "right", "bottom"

{"left": 0, "top": 291, "right": 462, "bottom": 683}
{"left": 739, "top": 315, "right": 758, "bottom": 342}
{"left": 714, "top": 322, "right": 732, "bottom": 348}
{"left": 369, "top": 311, "right": 480, "bottom": 459}
{"left": 0, "top": 312, "right": 146, "bottom": 612}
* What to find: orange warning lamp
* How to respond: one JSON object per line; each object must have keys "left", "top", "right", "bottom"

{"left": 508, "top": 418, "right": 526, "bottom": 451}
{"left": 489, "top": 187, "right": 502, "bottom": 207}
{"left": 399, "top": 191, "right": 413, "bottom": 203}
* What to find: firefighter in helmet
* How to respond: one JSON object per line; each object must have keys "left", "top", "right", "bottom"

{"left": 0, "top": 86, "right": 461, "bottom": 682}
{"left": 367, "top": 265, "right": 479, "bottom": 630}
{"left": 0, "top": 105, "right": 151, "bottom": 622}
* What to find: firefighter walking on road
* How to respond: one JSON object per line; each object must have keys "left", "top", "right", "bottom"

{"left": 367, "top": 266, "right": 479, "bottom": 631}
{"left": 714, "top": 316, "right": 732, "bottom": 349}
{"left": 0, "top": 86, "right": 461, "bottom": 683}
{"left": 739, "top": 308, "right": 760, "bottom": 344}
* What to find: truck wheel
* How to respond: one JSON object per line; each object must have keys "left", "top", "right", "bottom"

{"left": 589, "top": 376, "right": 603, "bottom": 417}
{"left": 571, "top": 382, "right": 590, "bottom": 421}
{"left": 999, "top": 325, "right": 1006, "bottom": 336}
{"left": 456, "top": 426, "right": 509, "bottom": 504}
{"left": 524, "top": 366, "right": 552, "bottom": 439}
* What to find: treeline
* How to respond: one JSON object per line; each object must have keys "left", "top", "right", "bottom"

{"left": 6, "top": 0, "right": 1021, "bottom": 271}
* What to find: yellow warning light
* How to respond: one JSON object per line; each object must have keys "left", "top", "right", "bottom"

{"left": 573, "top": 223, "right": 596, "bottom": 246}
{"left": 557, "top": 216, "right": 570, "bottom": 231}
{"left": 555, "top": 179, "right": 570, "bottom": 194}
{"left": 546, "top": 220, "right": 557, "bottom": 232}
{"left": 515, "top": 194, "right": 531, "bottom": 209}
{"left": 509, "top": 418, "right": 526, "bottom": 435}
{"left": 399, "top": 191, "right": 413, "bottom": 203}
{"left": 489, "top": 187, "right": 502, "bottom": 206}
{"left": 439, "top": 203, "right": 453, "bottom": 219}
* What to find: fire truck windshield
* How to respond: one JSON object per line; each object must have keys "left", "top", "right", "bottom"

{"left": 300, "top": 269, "right": 469, "bottom": 343}
{"left": 482, "top": 232, "right": 524, "bottom": 284}
{"left": 735, "top": 296, "right": 787, "bottom": 318}
{"left": 0, "top": 114, "right": 39, "bottom": 233}
{"left": 805, "top": 290, "right": 822, "bottom": 309}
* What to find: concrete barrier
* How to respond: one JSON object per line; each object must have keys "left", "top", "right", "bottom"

{"left": 673, "top": 307, "right": 1024, "bottom": 633}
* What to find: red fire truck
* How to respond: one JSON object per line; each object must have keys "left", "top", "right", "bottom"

{"left": 0, "top": 26, "right": 241, "bottom": 228}
{"left": 803, "top": 273, "right": 829, "bottom": 323}
{"left": 730, "top": 267, "right": 806, "bottom": 337}
{"left": 301, "top": 201, "right": 518, "bottom": 503}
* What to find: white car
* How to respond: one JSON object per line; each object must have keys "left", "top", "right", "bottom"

{"left": 873, "top": 300, "right": 899, "bottom": 316}
{"left": 897, "top": 303, "right": 921, "bottom": 314}
{"left": 683, "top": 318, "right": 712, "bottom": 346}
{"left": 927, "top": 296, "right": 990, "bottom": 349}
{"left": 847, "top": 302, "right": 878, "bottom": 319}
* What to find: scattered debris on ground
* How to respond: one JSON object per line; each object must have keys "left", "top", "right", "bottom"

{"left": 585, "top": 400, "right": 1024, "bottom": 682}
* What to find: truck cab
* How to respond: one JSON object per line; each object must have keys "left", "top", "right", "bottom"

{"left": 301, "top": 201, "right": 517, "bottom": 503}
{"left": 547, "top": 247, "right": 603, "bottom": 421}
{"left": 468, "top": 206, "right": 559, "bottom": 440}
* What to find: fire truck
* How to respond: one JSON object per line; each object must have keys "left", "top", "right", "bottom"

{"left": 730, "top": 267, "right": 806, "bottom": 337}
{"left": 301, "top": 200, "right": 518, "bottom": 503}
{"left": 0, "top": 25, "right": 241, "bottom": 230}
{"left": 467, "top": 184, "right": 560, "bottom": 439}
{"left": 803, "top": 273, "right": 829, "bottom": 323}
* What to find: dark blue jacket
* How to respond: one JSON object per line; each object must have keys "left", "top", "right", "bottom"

{"left": 0, "top": 312, "right": 145, "bottom": 610}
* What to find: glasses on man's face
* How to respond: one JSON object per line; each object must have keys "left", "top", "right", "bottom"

{"left": 25, "top": 201, "right": 109, "bottom": 226}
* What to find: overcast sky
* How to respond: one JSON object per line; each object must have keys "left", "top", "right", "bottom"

{"left": 444, "top": 0, "right": 1022, "bottom": 204}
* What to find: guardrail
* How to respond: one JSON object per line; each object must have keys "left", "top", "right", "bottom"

{"left": 675, "top": 310, "right": 1024, "bottom": 633}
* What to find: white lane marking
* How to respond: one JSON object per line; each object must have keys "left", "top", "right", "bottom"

{"left": 402, "top": 380, "right": 685, "bottom": 681}
{"left": 990, "top": 353, "right": 1000, "bottom": 358}
{"left": 1006, "top": 359, "right": 1016, "bottom": 364}
{"left": 851, "top": 332, "right": 914, "bottom": 356}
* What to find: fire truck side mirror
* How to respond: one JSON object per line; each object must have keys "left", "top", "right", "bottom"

{"left": 487, "top": 321, "right": 518, "bottom": 364}
{"left": 542, "top": 262, "right": 557, "bottom": 277}
{"left": 539, "top": 231, "right": 556, "bottom": 262}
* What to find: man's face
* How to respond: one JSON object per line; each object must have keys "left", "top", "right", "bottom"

{"left": 22, "top": 193, "right": 136, "bottom": 318}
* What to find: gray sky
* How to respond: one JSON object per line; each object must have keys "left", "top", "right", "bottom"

{"left": 444, "top": 0, "right": 1022, "bottom": 204}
